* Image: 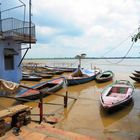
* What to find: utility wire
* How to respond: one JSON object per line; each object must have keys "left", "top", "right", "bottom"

{"left": 102, "top": 36, "right": 130, "bottom": 58}
{"left": 104, "top": 41, "right": 135, "bottom": 64}
{"left": 101, "top": 29, "right": 137, "bottom": 58}
{"left": 102, "top": 29, "right": 137, "bottom": 57}
{"left": 101, "top": 29, "right": 138, "bottom": 64}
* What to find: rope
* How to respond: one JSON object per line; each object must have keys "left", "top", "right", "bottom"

{"left": 104, "top": 41, "right": 135, "bottom": 64}
{"left": 102, "top": 37, "right": 130, "bottom": 57}
{"left": 102, "top": 29, "right": 137, "bottom": 57}
{"left": 100, "top": 28, "right": 138, "bottom": 64}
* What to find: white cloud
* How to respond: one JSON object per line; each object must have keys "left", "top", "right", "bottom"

{"left": 27, "top": 0, "right": 140, "bottom": 57}
{"left": 36, "top": 25, "right": 58, "bottom": 36}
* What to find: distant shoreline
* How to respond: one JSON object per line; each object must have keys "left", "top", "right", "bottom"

{"left": 24, "top": 57, "right": 140, "bottom": 60}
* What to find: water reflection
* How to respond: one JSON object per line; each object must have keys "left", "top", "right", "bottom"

{"left": 95, "top": 80, "right": 113, "bottom": 91}
{"left": 100, "top": 100, "right": 134, "bottom": 127}
{"left": 0, "top": 98, "right": 18, "bottom": 111}
{"left": 133, "top": 82, "right": 140, "bottom": 88}
{"left": 62, "top": 100, "right": 76, "bottom": 121}
{"left": 67, "top": 80, "right": 97, "bottom": 92}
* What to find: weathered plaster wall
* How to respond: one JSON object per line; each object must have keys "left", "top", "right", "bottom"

{"left": 0, "top": 40, "right": 22, "bottom": 83}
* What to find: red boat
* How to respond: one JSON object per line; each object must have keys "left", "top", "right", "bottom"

{"left": 16, "top": 77, "right": 66, "bottom": 100}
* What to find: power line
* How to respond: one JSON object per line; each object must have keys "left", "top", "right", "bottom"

{"left": 101, "top": 28, "right": 138, "bottom": 64}
{"left": 102, "top": 36, "right": 130, "bottom": 58}
{"left": 101, "top": 29, "right": 138, "bottom": 58}
{"left": 104, "top": 41, "right": 135, "bottom": 64}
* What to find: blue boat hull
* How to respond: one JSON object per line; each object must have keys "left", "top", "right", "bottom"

{"left": 67, "top": 74, "right": 97, "bottom": 85}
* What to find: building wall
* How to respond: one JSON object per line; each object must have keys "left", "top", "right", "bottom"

{"left": 0, "top": 40, "right": 22, "bottom": 83}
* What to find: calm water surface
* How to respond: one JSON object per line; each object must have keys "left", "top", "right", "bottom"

{"left": 1, "top": 59, "right": 140, "bottom": 140}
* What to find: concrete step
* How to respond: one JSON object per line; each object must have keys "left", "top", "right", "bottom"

{"left": 1, "top": 122, "right": 96, "bottom": 140}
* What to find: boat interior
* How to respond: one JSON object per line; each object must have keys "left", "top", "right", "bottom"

{"left": 37, "top": 83, "right": 57, "bottom": 90}
{"left": 100, "top": 74, "right": 111, "bottom": 78}
{"left": 107, "top": 86, "right": 129, "bottom": 96}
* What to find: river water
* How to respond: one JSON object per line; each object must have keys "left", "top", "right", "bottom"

{"left": 1, "top": 58, "right": 140, "bottom": 140}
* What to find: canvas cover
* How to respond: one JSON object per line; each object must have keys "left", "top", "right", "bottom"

{"left": 0, "top": 79, "right": 19, "bottom": 92}
{"left": 71, "top": 68, "right": 95, "bottom": 77}
{"left": 71, "top": 68, "right": 83, "bottom": 77}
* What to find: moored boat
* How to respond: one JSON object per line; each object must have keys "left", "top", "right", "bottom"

{"left": 45, "top": 65, "right": 76, "bottom": 72}
{"left": 16, "top": 76, "right": 66, "bottom": 100}
{"left": 35, "top": 70, "right": 55, "bottom": 75}
{"left": 67, "top": 68, "right": 100, "bottom": 86}
{"left": 95, "top": 70, "right": 114, "bottom": 83}
{"left": 22, "top": 75, "right": 42, "bottom": 81}
{"left": 129, "top": 76, "right": 140, "bottom": 82}
{"left": 53, "top": 70, "right": 64, "bottom": 75}
{"left": 132, "top": 73, "right": 140, "bottom": 77}
{"left": 134, "top": 70, "right": 140, "bottom": 74}
{"left": 33, "top": 72, "right": 53, "bottom": 78}
{"left": 100, "top": 80, "right": 134, "bottom": 110}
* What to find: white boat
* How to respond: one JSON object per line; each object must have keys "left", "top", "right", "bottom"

{"left": 100, "top": 80, "right": 134, "bottom": 110}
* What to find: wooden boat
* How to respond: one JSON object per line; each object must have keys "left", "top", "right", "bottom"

{"left": 61, "top": 68, "right": 76, "bottom": 72}
{"left": 45, "top": 65, "right": 76, "bottom": 72}
{"left": 34, "top": 69, "right": 55, "bottom": 75}
{"left": 129, "top": 76, "right": 140, "bottom": 82}
{"left": 16, "top": 77, "right": 66, "bottom": 100}
{"left": 22, "top": 75, "right": 42, "bottom": 81}
{"left": 22, "top": 71, "right": 31, "bottom": 75}
{"left": 43, "top": 67, "right": 64, "bottom": 75}
{"left": 95, "top": 70, "right": 114, "bottom": 83}
{"left": 134, "top": 70, "right": 140, "bottom": 74}
{"left": 132, "top": 73, "right": 140, "bottom": 77}
{"left": 100, "top": 80, "right": 134, "bottom": 110}
{"left": 54, "top": 70, "right": 64, "bottom": 75}
{"left": 67, "top": 68, "right": 100, "bottom": 86}
{"left": 33, "top": 72, "right": 53, "bottom": 78}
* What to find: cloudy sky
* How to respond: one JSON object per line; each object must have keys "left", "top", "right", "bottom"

{"left": 2, "top": 0, "right": 140, "bottom": 58}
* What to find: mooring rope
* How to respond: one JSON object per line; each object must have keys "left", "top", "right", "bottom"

{"left": 104, "top": 41, "right": 135, "bottom": 64}
{"left": 102, "top": 28, "right": 138, "bottom": 57}
{"left": 100, "top": 28, "right": 138, "bottom": 65}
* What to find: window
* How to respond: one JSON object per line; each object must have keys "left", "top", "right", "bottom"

{"left": 4, "top": 48, "right": 18, "bottom": 70}
{"left": 4, "top": 55, "right": 14, "bottom": 70}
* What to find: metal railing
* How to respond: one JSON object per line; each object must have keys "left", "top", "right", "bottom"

{"left": 3, "top": 26, "right": 35, "bottom": 38}
{"left": 0, "top": 17, "right": 35, "bottom": 38}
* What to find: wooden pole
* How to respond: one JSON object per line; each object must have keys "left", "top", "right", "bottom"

{"left": 19, "top": 83, "right": 78, "bottom": 123}
{"left": 79, "top": 58, "right": 81, "bottom": 68}
{"left": 64, "top": 91, "right": 68, "bottom": 108}
{"left": 39, "top": 91, "right": 43, "bottom": 123}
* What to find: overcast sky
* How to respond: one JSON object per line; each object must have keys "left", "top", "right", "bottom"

{"left": 2, "top": 0, "right": 140, "bottom": 58}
